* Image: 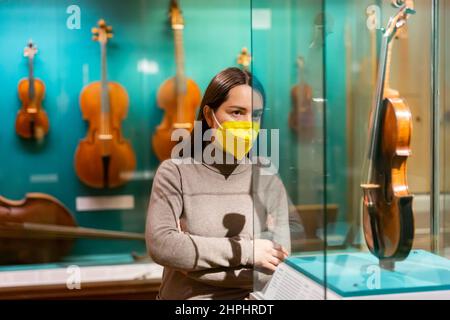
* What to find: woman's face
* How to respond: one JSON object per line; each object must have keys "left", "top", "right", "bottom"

{"left": 205, "top": 84, "right": 264, "bottom": 129}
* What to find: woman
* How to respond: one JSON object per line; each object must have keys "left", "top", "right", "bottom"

{"left": 146, "top": 67, "right": 292, "bottom": 300}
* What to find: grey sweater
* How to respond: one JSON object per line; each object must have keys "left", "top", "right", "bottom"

{"left": 145, "top": 157, "right": 292, "bottom": 300}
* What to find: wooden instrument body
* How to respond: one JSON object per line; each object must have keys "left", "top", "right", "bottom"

{"left": 362, "top": 96, "right": 414, "bottom": 260}
{"left": 75, "top": 81, "right": 136, "bottom": 188}
{"left": 0, "top": 193, "right": 75, "bottom": 264}
{"left": 16, "top": 41, "right": 49, "bottom": 140}
{"left": 152, "top": 77, "right": 201, "bottom": 161}
{"left": 74, "top": 20, "right": 136, "bottom": 188}
{"left": 16, "top": 78, "right": 49, "bottom": 139}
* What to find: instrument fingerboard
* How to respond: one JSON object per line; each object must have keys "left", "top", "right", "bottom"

{"left": 174, "top": 28, "right": 186, "bottom": 94}
{"left": 24, "top": 41, "right": 37, "bottom": 100}
{"left": 92, "top": 19, "right": 114, "bottom": 137}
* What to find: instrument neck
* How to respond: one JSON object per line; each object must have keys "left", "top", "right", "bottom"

{"left": 310, "top": 26, "right": 324, "bottom": 49}
{"left": 0, "top": 221, "right": 145, "bottom": 241}
{"left": 371, "top": 29, "right": 377, "bottom": 86}
{"left": 174, "top": 28, "right": 186, "bottom": 95}
{"left": 174, "top": 27, "right": 186, "bottom": 125}
{"left": 28, "top": 56, "right": 35, "bottom": 100}
{"left": 100, "top": 42, "right": 111, "bottom": 136}
{"left": 0, "top": 204, "right": 9, "bottom": 216}
{"left": 384, "top": 41, "right": 394, "bottom": 93}
{"left": 298, "top": 63, "right": 305, "bottom": 85}
{"left": 238, "top": 53, "right": 251, "bottom": 71}
{"left": 364, "top": 34, "right": 391, "bottom": 184}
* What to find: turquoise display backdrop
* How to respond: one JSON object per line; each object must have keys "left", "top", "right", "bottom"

{"left": 0, "top": 0, "right": 251, "bottom": 259}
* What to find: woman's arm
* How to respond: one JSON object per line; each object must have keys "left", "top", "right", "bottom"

{"left": 145, "top": 160, "right": 253, "bottom": 272}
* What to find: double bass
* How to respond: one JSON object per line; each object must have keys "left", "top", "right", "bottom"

{"left": 361, "top": 2, "right": 415, "bottom": 269}
{"left": 152, "top": 0, "right": 201, "bottom": 162}
{"left": 0, "top": 193, "right": 144, "bottom": 264}
{"left": 16, "top": 40, "right": 49, "bottom": 140}
{"left": 75, "top": 20, "right": 136, "bottom": 188}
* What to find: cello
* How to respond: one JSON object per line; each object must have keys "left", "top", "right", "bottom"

{"left": 152, "top": 0, "right": 201, "bottom": 162}
{"left": 289, "top": 56, "right": 314, "bottom": 143}
{"left": 361, "top": 2, "right": 415, "bottom": 269}
{"left": 16, "top": 40, "right": 49, "bottom": 140}
{"left": 0, "top": 193, "right": 144, "bottom": 264}
{"left": 75, "top": 20, "right": 136, "bottom": 188}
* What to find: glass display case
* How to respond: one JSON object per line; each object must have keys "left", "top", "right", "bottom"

{"left": 251, "top": 0, "right": 450, "bottom": 299}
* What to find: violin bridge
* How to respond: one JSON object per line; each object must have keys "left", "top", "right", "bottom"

{"left": 173, "top": 122, "right": 192, "bottom": 129}
{"left": 98, "top": 134, "right": 113, "bottom": 141}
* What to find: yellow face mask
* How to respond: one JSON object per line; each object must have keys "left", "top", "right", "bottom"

{"left": 212, "top": 112, "right": 260, "bottom": 160}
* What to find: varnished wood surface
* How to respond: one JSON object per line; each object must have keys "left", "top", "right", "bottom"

{"left": 0, "top": 278, "right": 161, "bottom": 300}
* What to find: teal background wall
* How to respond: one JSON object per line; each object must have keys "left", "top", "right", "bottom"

{"left": 0, "top": 0, "right": 251, "bottom": 260}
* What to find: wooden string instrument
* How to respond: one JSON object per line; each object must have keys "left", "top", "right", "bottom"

{"left": 361, "top": 2, "right": 415, "bottom": 268}
{"left": 0, "top": 193, "right": 144, "bottom": 265}
{"left": 16, "top": 40, "right": 49, "bottom": 140}
{"left": 237, "top": 47, "right": 251, "bottom": 71}
{"left": 289, "top": 56, "right": 314, "bottom": 142}
{"left": 74, "top": 19, "right": 136, "bottom": 188}
{"left": 152, "top": 0, "right": 201, "bottom": 162}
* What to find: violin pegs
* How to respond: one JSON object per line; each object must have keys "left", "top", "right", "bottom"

{"left": 98, "top": 19, "right": 106, "bottom": 27}
{"left": 107, "top": 33, "right": 113, "bottom": 39}
{"left": 107, "top": 26, "right": 113, "bottom": 32}
{"left": 91, "top": 27, "right": 99, "bottom": 34}
{"left": 92, "top": 35, "right": 99, "bottom": 41}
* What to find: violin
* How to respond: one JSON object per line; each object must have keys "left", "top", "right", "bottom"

{"left": 75, "top": 20, "right": 136, "bottom": 188}
{"left": 152, "top": 0, "right": 201, "bottom": 162}
{"left": 361, "top": 2, "right": 415, "bottom": 268}
{"left": 237, "top": 47, "right": 251, "bottom": 71}
{"left": 16, "top": 40, "right": 49, "bottom": 140}
{"left": 289, "top": 56, "right": 314, "bottom": 143}
{"left": 0, "top": 193, "right": 144, "bottom": 265}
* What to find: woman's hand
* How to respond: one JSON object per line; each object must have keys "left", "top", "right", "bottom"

{"left": 253, "top": 239, "right": 288, "bottom": 274}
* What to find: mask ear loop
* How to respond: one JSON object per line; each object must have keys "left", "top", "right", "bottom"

{"left": 211, "top": 111, "right": 224, "bottom": 130}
